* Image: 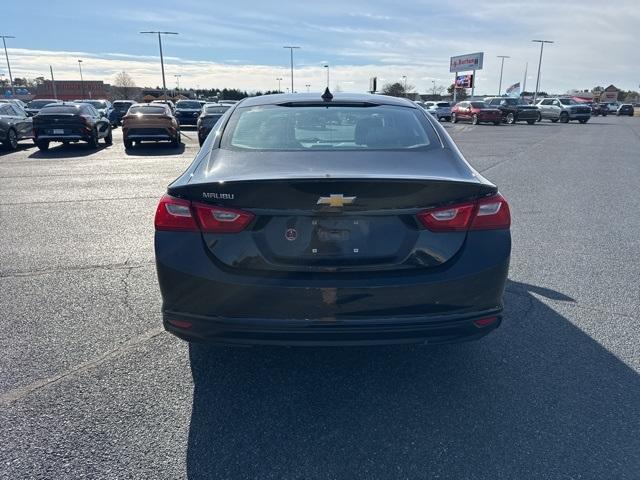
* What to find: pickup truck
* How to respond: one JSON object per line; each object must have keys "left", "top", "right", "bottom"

{"left": 483, "top": 97, "right": 539, "bottom": 124}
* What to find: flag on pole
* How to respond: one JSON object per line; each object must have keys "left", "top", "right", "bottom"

{"left": 506, "top": 82, "right": 521, "bottom": 97}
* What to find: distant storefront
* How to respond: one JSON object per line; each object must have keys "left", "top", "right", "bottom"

{"left": 35, "top": 80, "right": 109, "bottom": 100}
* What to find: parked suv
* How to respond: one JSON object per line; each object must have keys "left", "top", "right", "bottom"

{"left": 174, "top": 100, "right": 203, "bottom": 126}
{"left": 536, "top": 98, "right": 591, "bottom": 123}
{"left": 616, "top": 104, "right": 634, "bottom": 116}
{"left": 484, "top": 97, "right": 539, "bottom": 124}
{"left": 33, "top": 103, "right": 112, "bottom": 151}
{"left": 122, "top": 104, "right": 180, "bottom": 149}
{"left": 422, "top": 101, "right": 452, "bottom": 121}
{"left": 109, "top": 100, "right": 137, "bottom": 126}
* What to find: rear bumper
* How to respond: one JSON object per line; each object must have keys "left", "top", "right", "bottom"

{"left": 35, "top": 134, "right": 87, "bottom": 141}
{"left": 175, "top": 115, "right": 199, "bottom": 125}
{"left": 164, "top": 309, "right": 502, "bottom": 346}
{"left": 156, "top": 230, "right": 511, "bottom": 346}
{"left": 569, "top": 113, "right": 591, "bottom": 120}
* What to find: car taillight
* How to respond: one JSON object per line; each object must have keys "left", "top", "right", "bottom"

{"left": 470, "top": 194, "right": 511, "bottom": 230}
{"left": 417, "top": 202, "right": 475, "bottom": 232}
{"left": 417, "top": 194, "right": 510, "bottom": 232}
{"left": 154, "top": 195, "right": 254, "bottom": 233}
{"left": 192, "top": 203, "right": 255, "bottom": 233}
{"left": 154, "top": 195, "right": 198, "bottom": 231}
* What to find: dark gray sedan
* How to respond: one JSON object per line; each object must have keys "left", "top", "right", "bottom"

{"left": 0, "top": 102, "right": 33, "bottom": 150}
{"left": 154, "top": 92, "right": 511, "bottom": 346}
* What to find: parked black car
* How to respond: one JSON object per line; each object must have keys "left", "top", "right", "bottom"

{"left": 484, "top": 97, "right": 539, "bottom": 124}
{"left": 617, "top": 104, "right": 634, "bottom": 116}
{"left": 174, "top": 100, "right": 203, "bottom": 126}
{"left": 0, "top": 102, "right": 34, "bottom": 150}
{"left": 33, "top": 103, "right": 112, "bottom": 151}
{"left": 197, "top": 103, "right": 230, "bottom": 145}
{"left": 155, "top": 93, "right": 511, "bottom": 346}
{"left": 25, "top": 99, "right": 60, "bottom": 117}
{"left": 109, "top": 100, "right": 137, "bottom": 126}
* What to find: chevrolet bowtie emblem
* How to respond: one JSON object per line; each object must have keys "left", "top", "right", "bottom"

{"left": 317, "top": 194, "right": 356, "bottom": 208}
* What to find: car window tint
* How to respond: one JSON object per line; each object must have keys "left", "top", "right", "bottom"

{"left": 223, "top": 104, "right": 434, "bottom": 151}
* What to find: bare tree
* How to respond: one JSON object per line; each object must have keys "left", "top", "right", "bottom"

{"left": 430, "top": 84, "right": 446, "bottom": 96}
{"left": 113, "top": 71, "right": 136, "bottom": 100}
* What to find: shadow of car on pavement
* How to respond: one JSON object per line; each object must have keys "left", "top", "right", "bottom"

{"left": 186, "top": 279, "right": 639, "bottom": 479}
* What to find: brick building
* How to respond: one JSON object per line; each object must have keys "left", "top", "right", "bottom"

{"left": 35, "top": 80, "right": 109, "bottom": 100}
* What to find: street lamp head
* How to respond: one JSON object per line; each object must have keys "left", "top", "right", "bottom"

{"left": 532, "top": 39, "right": 554, "bottom": 44}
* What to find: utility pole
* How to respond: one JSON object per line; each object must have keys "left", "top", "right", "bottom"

{"left": 402, "top": 75, "right": 407, "bottom": 95}
{"left": 141, "top": 31, "right": 179, "bottom": 102}
{"left": 77, "top": 59, "right": 85, "bottom": 99}
{"left": 283, "top": 46, "right": 300, "bottom": 93}
{"left": 532, "top": 40, "right": 554, "bottom": 103}
{"left": 323, "top": 64, "right": 329, "bottom": 89}
{"left": 1, "top": 35, "right": 16, "bottom": 96}
{"left": 522, "top": 62, "right": 528, "bottom": 94}
{"left": 497, "top": 55, "right": 510, "bottom": 95}
{"left": 305, "top": 83, "right": 311, "bottom": 92}
{"left": 276, "top": 77, "right": 283, "bottom": 93}
{"left": 50, "top": 65, "right": 57, "bottom": 99}
{"left": 174, "top": 74, "right": 181, "bottom": 93}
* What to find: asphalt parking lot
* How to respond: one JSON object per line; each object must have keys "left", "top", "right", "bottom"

{"left": 1, "top": 117, "right": 639, "bottom": 479}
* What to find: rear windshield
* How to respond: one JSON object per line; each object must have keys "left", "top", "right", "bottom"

{"left": 129, "top": 106, "right": 166, "bottom": 115}
{"left": 222, "top": 104, "right": 434, "bottom": 151}
{"left": 176, "top": 101, "right": 201, "bottom": 109}
{"left": 82, "top": 101, "right": 107, "bottom": 108}
{"left": 436, "top": 102, "right": 450, "bottom": 107}
{"left": 39, "top": 105, "right": 79, "bottom": 114}
{"left": 205, "top": 105, "right": 230, "bottom": 114}
{"left": 114, "top": 102, "right": 134, "bottom": 109}
{"left": 470, "top": 102, "right": 487, "bottom": 108}
{"left": 29, "top": 100, "right": 58, "bottom": 108}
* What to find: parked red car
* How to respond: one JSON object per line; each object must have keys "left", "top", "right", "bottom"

{"left": 452, "top": 101, "right": 502, "bottom": 125}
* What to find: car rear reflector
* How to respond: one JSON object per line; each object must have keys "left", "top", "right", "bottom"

{"left": 417, "top": 194, "right": 510, "bottom": 232}
{"left": 154, "top": 195, "right": 199, "bottom": 231}
{"left": 474, "top": 316, "right": 498, "bottom": 328}
{"left": 167, "top": 319, "right": 193, "bottom": 329}
{"left": 154, "top": 194, "right": 254, "bottom": 233}
{"left": 192, "top": 203, "right": 255, "bottom": 233}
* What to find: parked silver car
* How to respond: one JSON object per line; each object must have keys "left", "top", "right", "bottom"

{"left": 535, "top": 98, "right": 591, "bottom": 123}
{"left": 420, "top": 101, "right": 452, "bottom": 121}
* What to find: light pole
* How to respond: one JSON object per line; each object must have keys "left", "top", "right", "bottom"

{"left": 174, "top": 74, "right": 181, "bottom": 96}
{"left": 283, "top": 46, "right": 300, "bottom": 93}
{"left": 276, "top": 77, "right": 283, "bottom": 93}
{"left": 141, "top": 31, "right": 179, "bottom": 102}
{"left": 306, "top": 83, "right": 311, "bottom": 92}
{"left": 1, "top": 35, "right": 16, "bottom": 96}
{"left": 497, "top": 55, "right": 510, "bottom": 95}
{"left": 532, "top": 40, "right": 554, "bottom": 103}
{"left": 323, "top": 64, "right": 329, "bottom": 89}
{"left": 402, "top": 75, "right": 407, "bottom": 95}
{"left": 77, "top": 59, "right": 85, "bottom": 99}
{"left": 431, "top": 80, "right": 436, "bottom": 95}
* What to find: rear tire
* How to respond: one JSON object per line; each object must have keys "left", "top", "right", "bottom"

{"left": 88, "top": 129, "right": 99, "bottom": 149}
{"left": 451, "top": 113, "right": 458, "bottom": 123}
{"left": 579, "top": 119, "right": 589, "bottom": 124}
{"left": 444, "top": 116, "right": 451, "bottom": 122}
{"left": 124, "top": 138, "right": 134, "bottom": 150}
{"left": 560, "top": 112, "right": 569, "bottom": 123}
{"left": 505, "top": 112, "right": 515, "bottom": 124}
{"left": 104, "top": 128, "right": 113, "bottom": 145}
{"left": 526, "top": 119, "right": 536, "bottom": 125}
{"left": 537, "top": 112, "right": 542, "bottom": 122}
{"left": 471, "top": 114, "right": 479, "bottom": 125}
{"left": 171, "top": 131, "right": 181, "bottom": 147}
{"left": 2, "top": 128, "right": 18, "bottom": 151}
{"left": 36, "top": 140, "right": 50, "bottom": 151}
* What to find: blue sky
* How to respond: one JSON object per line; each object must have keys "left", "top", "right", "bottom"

{"left": 3, "top": 0, "right": 639, "bottom": 93}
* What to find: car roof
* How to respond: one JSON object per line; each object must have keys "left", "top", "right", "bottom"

{"left": 238, "top": 93, "right": 418, "bottom": 108}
